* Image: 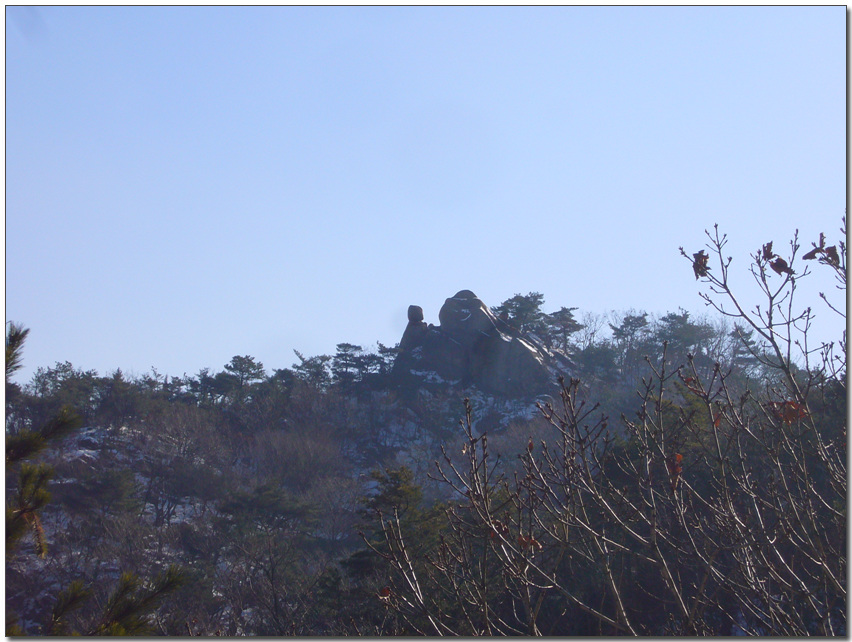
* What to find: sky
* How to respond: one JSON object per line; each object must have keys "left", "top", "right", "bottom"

{"left": 5, "top": 6, "right": 847, "bottom": 385}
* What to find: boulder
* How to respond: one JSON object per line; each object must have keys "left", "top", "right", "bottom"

{"left": 399, "top": 305, "right": 428, "bottom": 352}
{"left": 393, "top": 290, "right": 554, "bottom": 397}
{"left": 408, "top": 305, "right": 424, "bottom": 323}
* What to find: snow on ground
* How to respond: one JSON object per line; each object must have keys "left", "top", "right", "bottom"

{"left": 409, "top": 369, "right": 460, "bottom": 385}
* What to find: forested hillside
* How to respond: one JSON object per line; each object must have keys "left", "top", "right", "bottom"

{"left": 6, "top": 222, "right": 846, "bottom": 635}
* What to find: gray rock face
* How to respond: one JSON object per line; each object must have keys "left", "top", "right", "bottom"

{"left": 393, "top": 290, "right": 553, "bottom": 397}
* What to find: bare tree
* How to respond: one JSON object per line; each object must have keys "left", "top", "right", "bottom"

{"left": 368, "top": 219, "right": 846, "bottom": 635}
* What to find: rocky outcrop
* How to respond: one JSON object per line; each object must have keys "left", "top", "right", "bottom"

{"left": 399, "top": 305, "right": 428, "bottom": 352}
{"left": 393, "top": 290, "right": 554, "bottom": 397}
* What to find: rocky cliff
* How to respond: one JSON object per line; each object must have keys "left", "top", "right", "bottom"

{"left": 392, "top": 290, "right": 556, "bottom": 398}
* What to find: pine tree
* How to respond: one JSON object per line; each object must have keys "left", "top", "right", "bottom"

{"left": 544, "top": 306, "right": 584, "bottom": 353}
{"left": 331, "top": 343, "right": 364, "bottom": 388}
{"left": 292, "top": 350, "right": 332, "bottom": 388}
{"left": 5, "top": 322, "right": 82, "bottom": 559}
{"left": 223, "top": 355, "right": 266, "bottom": 388}
{"left": 6, "top": 323, "right": 83, "bottom": 634}
{"left": 87, "top": 566, "right": 186, "bottom": 635}
{"left": 5, "top": 323, "right": 186, "bottom": 635}
{"left": 493, "top": 292, "right": 547, "bottom": 336}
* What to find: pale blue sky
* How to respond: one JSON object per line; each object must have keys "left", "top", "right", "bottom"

{"left": 6, "top": 6, "right": 846, "bottom": 383}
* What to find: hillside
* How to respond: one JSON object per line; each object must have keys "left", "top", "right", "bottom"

{"left": 6, "top": 225, "right": 847, "bottom": 635}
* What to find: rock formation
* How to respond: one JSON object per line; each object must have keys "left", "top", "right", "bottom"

{"left": 393, "top": 290, "right": 554, "bottom": 397}
{"left": 399, "top": 305, "right": 428, "bottom": 352}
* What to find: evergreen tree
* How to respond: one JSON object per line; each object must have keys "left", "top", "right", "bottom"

{"left": 609, "top": 311, "right": 650, "bottom": 353}
{"left": 25, "top": 361, "right": 99, "bottom": 426}
{"left": 331, "top": 343, "right": 364, "bottom": 388}
{"left": 68, "top": 566, "right": 185, "bottom": 636}
{"left": 652, "top": 309, "right": 715, "bottom": 369}
{"left": 189, "top": 367, "right": 220, "bottom": 406}
{"left": 727, "top": 323, "right": 764, "bottom": 375}
{"left": 223, "top": 354, "right": 266, "bottom": 388}
{"left": 544, "top": 306, "right": 584, "bottom": 352}
{"left": 360, "top": 466, "right": 423, "bottom": 518}
{"left": 6, "top": 323, "right": 82, "bottom": 560}
{"left": 5, "top": 323, "right": 186, "bottom": 635}
{"left": 292, "top": 350, "right": 332, "bottom": 388}
{"left": 92, "top": 369, "right": 141, "bottom": 429}
{"left": 608, "top": 311, "right": 653, "bottom": 382}
{"left": 493, "top": 292, "right": 547, "bottom": 336}
{"left": 376, "top": 342, "right": 400, "bottom": 376}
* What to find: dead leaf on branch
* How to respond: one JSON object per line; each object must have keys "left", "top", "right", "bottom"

{"left": 692, "top": 250, "right": 710, "bottom": 279}
{"left": 665, "top": 454, "right": 683, "bottom": 492}
{"left": 768, "top": 401, "right": 809, "bottom": 424}
{"left": 770, "top": 257, "right": 793, "bottom": 276}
